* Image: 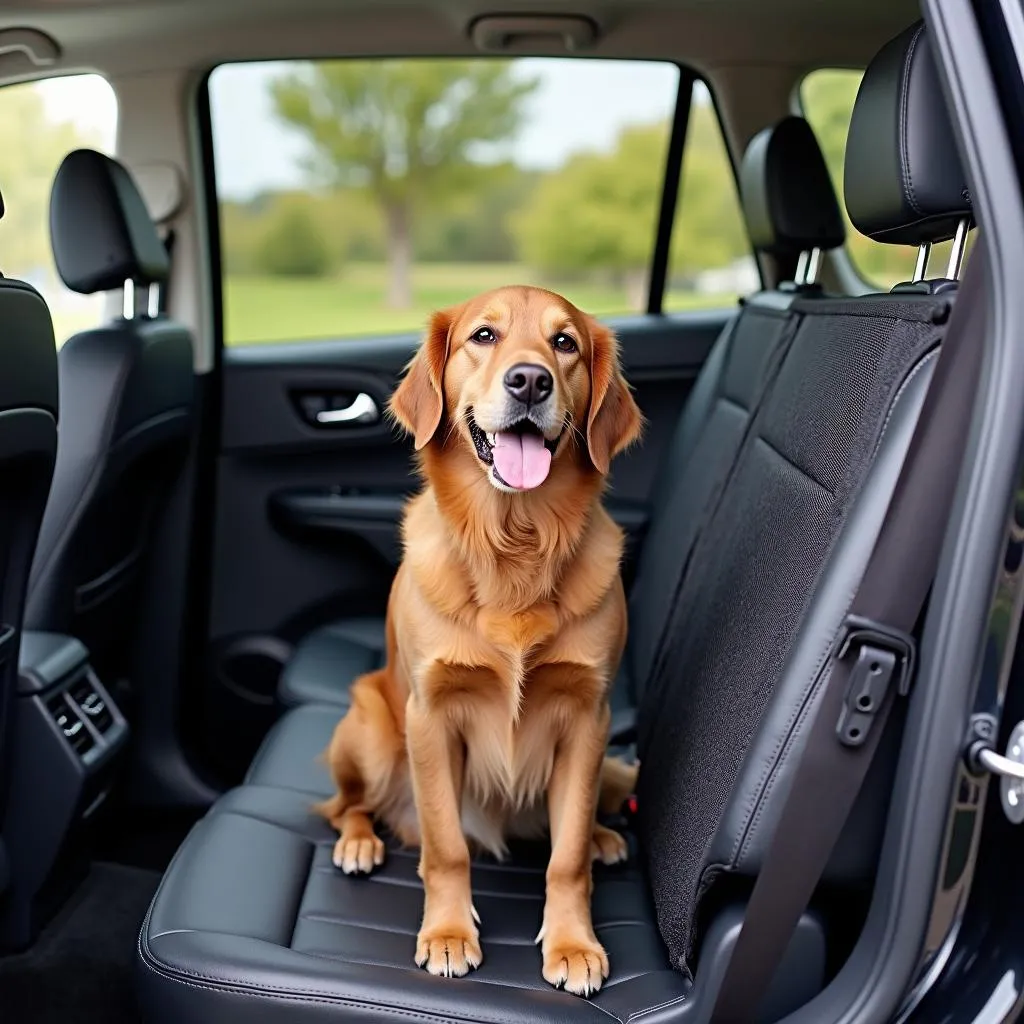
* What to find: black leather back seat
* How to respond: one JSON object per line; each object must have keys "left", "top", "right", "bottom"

{"left": 24, "top": 150, "right": 195, "bottom": 694}
{"left": 138, "top": 22, "right": 974, "bottom": 1023}
{"left": 0, "top": 187, "right": 59, "bottom": 830}
{"left": 276, "top": 114, "right": 846, "bottom": 714}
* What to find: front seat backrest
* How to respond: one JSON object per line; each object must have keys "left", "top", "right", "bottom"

{"left": 25, "top": 149, "right": 195, "bottom": 695}
{"left": 0, "top": 186, "right": 60, "bottom": 818}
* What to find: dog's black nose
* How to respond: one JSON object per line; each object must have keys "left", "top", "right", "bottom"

{"left": 503, "top": 363, "right": 553, "bottom": 406}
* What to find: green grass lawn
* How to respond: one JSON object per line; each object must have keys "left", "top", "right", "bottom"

{"left": 223, "top": 263, "right": 737, "bottom": 346}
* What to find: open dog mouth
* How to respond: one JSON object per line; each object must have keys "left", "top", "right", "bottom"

{"left": 467, "top": 411, "right": 562, "bottom": 491}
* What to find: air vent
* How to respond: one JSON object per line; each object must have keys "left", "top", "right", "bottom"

{"left": 46, "top": 695, "right": 94, "bottom": 757}
{"left": 68, "top": 679, "right": 113, "bottom": 733}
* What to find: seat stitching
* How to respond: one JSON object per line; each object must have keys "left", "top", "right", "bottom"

{"left": 625, "top": 994, "right": 689, "bottom": 1022}
{"left": 899, "top": 25, "right": 927, "bottom": 217}
{"left": 757, "top": 435, "right": 835, "bottom": 497}
{"left": 139, "top": 930, "right": 624, "bottom": 1023}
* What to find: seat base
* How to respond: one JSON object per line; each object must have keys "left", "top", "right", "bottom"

{"left": 138, "top": 784, "right": 688, "bottom": 1024}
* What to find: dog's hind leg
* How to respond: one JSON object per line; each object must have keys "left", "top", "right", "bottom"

{"left": 588, "top": 755, "right": 637, "bottom": 865}
{"left": 316, "top": 671, "right": 402, "bottom": 875}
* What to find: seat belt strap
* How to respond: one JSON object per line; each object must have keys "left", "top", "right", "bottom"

{"left": 710, "top": 257, "right": 985, "bottom": 1024}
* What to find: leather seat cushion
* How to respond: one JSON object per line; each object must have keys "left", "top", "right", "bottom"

{"left": 246, "top": 703, "right": 340, "bottom": 796}
{"left": 278, "top": 618, "right": 386, "bottom": 708}
{"left": 137, "top": 784, "right": 688, "bottom": 1024}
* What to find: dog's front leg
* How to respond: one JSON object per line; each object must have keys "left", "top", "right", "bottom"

{"left": 406, "top": 692, "right": 481, "bottom": 978}
{"left": 539, "top": 696, "right": 611, "bottom": 997}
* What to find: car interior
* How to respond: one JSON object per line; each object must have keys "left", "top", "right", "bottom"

{"left": 0, "top": 0, "right": 1020, "bottom": 1022}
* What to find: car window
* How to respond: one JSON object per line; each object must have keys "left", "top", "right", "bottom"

{"left": 209, "top": 58, "right": 750, "bottom": 346}
{"left": 663, "top": 82, "right": 758, "bottom": 311}
{"left": 0, "top": 74, "right": 118, "bottom": 346}
{"left": 801, "top": 68, "right": 974, "bottom": 289}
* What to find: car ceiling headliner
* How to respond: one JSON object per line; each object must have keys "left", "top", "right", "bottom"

{"left": 0, "top": 0, "right": 921, "bottom": 80}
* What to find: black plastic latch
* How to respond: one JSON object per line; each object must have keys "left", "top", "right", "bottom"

{"left": 833, "top": 615, "right": 915, "bottom": 748}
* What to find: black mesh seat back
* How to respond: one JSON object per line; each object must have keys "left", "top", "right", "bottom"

{"left": 628, "top": 300, "right": 799, "bottom": 693}
{"left": 636, "top": 293, "right": 950, "bottom": 973}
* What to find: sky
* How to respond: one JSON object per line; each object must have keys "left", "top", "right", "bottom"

{"left": 35, "top": 59, "right": 702, "bottom": 202}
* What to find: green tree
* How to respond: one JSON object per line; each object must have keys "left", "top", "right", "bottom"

{"left": 670, "top": 102, "right": 750, "bottom": 280}
{"left": 255, "top": 200, "right": 333, "bottom": 277}
{"left": 0, "top": 82, "right": 99, "bottom": 274}
{"left": 514, "top": 104, "right": 750, "bottom": 311}
{"left": 514, "top": 123, "right": 669, "bottom": 310}
{"left": 271, "top": 60, "right": 538, "bottom": 308}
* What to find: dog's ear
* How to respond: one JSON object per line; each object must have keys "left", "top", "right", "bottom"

{"left": 585, "top": 318, "right": 643, "bottom": 475}
{"left": 390, "top": 307, "right": 456, "bottom": 450}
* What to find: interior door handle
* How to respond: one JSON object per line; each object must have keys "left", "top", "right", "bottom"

{"left": 315, "top": 392, "right": 380, "bottom": 426}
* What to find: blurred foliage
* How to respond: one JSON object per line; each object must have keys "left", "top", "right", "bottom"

{"left": 270, "top": 60, "right": 539, "bottom": 306}
{"left": 228, "top": 62, "right": 949, "bottom": 312}
{"left": 0, "top": 82, "right": 101, "bottom": 273}
{"left": 255, "top": 198, "right": 332, "bottom": 277}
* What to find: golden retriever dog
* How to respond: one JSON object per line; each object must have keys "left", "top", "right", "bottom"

{"left": 317, "top": 285, "right": 643, "bottom": 996}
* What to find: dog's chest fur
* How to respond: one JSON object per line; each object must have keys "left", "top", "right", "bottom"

{"left": 398, "top": 488, "right": 623, "bottom": 857}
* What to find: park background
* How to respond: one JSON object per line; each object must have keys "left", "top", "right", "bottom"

{"left": 0, "top": 60, "right": 945, "bottom": 348}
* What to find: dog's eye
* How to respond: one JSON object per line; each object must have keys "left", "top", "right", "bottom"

{"left": 552, "top": 332, "right": 578, "bottom": 354}
{"left": 471, "top": 326, "right": 497, "bottom": 344}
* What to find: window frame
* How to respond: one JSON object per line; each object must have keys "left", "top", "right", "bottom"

{"left": 199, "top": 55, "right": 756, "bottom": 349}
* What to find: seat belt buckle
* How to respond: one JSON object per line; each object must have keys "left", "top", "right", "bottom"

{"left": 832, "top": 615, "right": 916, "bottom": 748}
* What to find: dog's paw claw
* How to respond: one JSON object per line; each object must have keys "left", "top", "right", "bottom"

{"left": 415, "top": 930, "right": 482, "bottom": 978}
{"left": 332, "top": 834, "right": 386, "bottom": 875}
{"left": 591, "top": 824, "right": 629, "bottom": 865}
{"left": 542, "top": 941, "right": 609, "bottom": 997}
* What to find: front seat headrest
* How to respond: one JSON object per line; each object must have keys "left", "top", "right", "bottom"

{"left": 49, "top": 149, "right": 170, "bottom": 295}
{"left": 740, "top": 115, "right": 845, "bottom": 256}
{"left": 844, "top": 22, "right": 973, "bottom": 246}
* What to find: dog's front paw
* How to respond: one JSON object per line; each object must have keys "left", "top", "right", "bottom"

{"left": 542, "top": 936, "right": 609, "bottom": 997}
{"left": 591, "top": 823, "right": 628, "bottom": 865}
{"left": 415, "top": 926, "right": 482, "bottom": 978}
{"left": 332, "top": 832, "right": 386, "bottom": 875}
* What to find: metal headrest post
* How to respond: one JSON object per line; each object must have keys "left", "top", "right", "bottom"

{"left": 946, "top": 219, "right": 970, "bottom": 280}
{"left": 794, "top": 250, "right": 809, "bottom": 287}
{"left": 147, "top": 282, "right": 160, "bottom": 319}
{"left": 804, "top": 247, "right": 823, "bottom": 286}
{"left": 913, "top": 243, "right": 931, "bottom": 283}
{"left": 122, "top": 279, "right": 135, "bottom": 321}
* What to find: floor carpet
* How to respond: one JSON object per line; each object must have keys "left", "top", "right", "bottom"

{"left": 0, "top": 862, "right": 159, "bottom": 1024}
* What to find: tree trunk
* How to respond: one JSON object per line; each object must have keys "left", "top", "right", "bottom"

{"left": 625, "top": 267, "right": 650, "bottom": 312}
{"left": 385, "top": 201, "right": 412, "bottom": 309}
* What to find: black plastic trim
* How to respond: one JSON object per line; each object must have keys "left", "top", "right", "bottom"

{"left": 648, "top": 71, "right": 695, "bottom": 315}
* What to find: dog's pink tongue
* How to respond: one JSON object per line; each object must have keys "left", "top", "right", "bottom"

{"left": 492, "top": 431, "right": 551, "bottom": 490}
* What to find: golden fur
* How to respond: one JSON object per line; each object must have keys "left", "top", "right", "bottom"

{"left": 317, "top": 285, "right": 643, "bottom": 996}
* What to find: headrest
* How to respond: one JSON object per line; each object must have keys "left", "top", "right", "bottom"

{"left": 739, "top": 115, "right": 845, "bottom": 256}
{"left": 844, "top": 22, "right": 973, "bottom": 246}
{"left": 50, "top": 149, "right": 170, "bottom": 295}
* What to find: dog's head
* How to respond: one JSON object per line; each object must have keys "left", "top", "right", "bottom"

{"left": 390, "top": 286, "right": 643, "bottom": 492}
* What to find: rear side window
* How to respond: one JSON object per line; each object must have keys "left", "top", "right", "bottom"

{"left": 801, "top": 69, "right": 974, "bottom": 289}
{"left": 208, "top": 58, "right": 756, "bottom": 346}
{"left": 0, "top": 74, "right": 118, "bottom": 345}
